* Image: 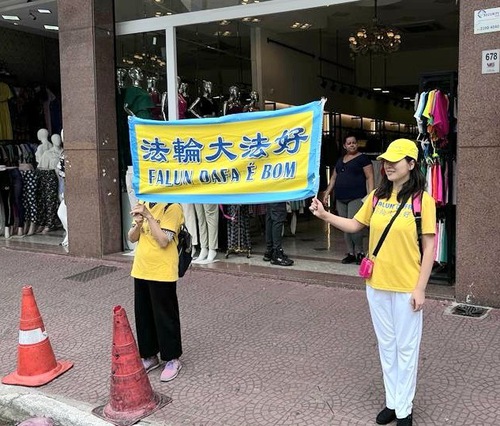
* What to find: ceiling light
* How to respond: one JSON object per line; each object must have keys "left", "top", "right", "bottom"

{"left": 382, "top": 90, "right": 390, "bottom": 93}
{"left": 44, "top": 24, "right": 58, "bottom": 31}
{"left": 242, "top": 17, "right": 251, "bottom": 22}
{"left": 373, "top": 87, "right": 382, "bottom": 91}
{"left": 290, "top": 21, "right": 312, "bottom": 30}
{"left": 251, "top": 18, "right": 261, "bottom": 23}
{"left": 219, "top": 20, "right": 231, "bottom": 26}
{"left": 37, "top": 9, "right": 51, "bottom": 14}
{"left": 349, "top": 0, "right": 402, "bottom": 56}
{"left": 2, "top": 15, "right": 20, "bottom": 21}
{"left": 403, "top": 96, "right": 411, "bottom": 100}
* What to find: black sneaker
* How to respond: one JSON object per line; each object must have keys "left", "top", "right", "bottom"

{"left": 396, "top": 413, "right": 412, "bottom": 426}
{"left": 356, "top": 252, "right": 365, "bottom": 265}
{"left": 270, "top": 249, "right": 294, "bottom": 266}
{"left": 376, "top": 407, "right": 396, "bottom": 425}
{"left": 341, "top": 253, "right": 356, "bottom": 264}
{"left": 263, "top": 249, "right": 273, "bottom": 262}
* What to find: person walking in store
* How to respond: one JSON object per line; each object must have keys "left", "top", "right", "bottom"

{"left": 321, "top": 134, "right": 374, "bottom": 265}
{"left": 263, "top": 202, "right": 294, "bottom": 266}
{"left": 310, "top": 138, "right": 436, "bottom": 426}
{"left": 128, "top": 201, "right": 185, "bottom": 382}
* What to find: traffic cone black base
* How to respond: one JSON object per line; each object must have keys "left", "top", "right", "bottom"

{"left": 92, "top": 392, "right": 171, "bottom": 426}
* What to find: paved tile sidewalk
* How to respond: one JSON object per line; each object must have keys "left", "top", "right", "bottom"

{"left": 0, "top": 247, "right": 498, "bottom": 425}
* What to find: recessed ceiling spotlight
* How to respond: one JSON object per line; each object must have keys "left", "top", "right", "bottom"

{"left": 2, "top": 15, "right": 20, "bottom": 21}
{"left": 37, "top": 9, "right": 51, "bottom": 14}
{"left": 290, "top": 21, "right": 312, "bottom": 30}
{"left": 242, "top": 17, "right": 251, "bottom": 22}
{"left": 219, "top": 20, "right": 231, "bottom": 26}
{"left": 251, "top": 18, "right": 260, "bottom": 23}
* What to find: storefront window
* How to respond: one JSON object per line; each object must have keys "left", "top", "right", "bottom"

{"left": 115, "top": 0, "right": 276, "bottom": 23}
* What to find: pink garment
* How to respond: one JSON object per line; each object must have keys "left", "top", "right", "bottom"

{"left": 431, "top": 91, "right": 449, "bottom": 139}
{"left": 149, "top": 91, "right": 162, "bottom": 120}
{"left": 435, "top": 162, "right": 444, "bottom": 206}
{"left": 178, "top": 94, "right": 187, "bottom": 119}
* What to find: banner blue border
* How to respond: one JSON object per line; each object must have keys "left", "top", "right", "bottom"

{"left": 128, "top": 99, "right": 325, "bottom": 204}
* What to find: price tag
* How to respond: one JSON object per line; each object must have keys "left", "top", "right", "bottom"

{"left": 482, "top": 49, "right": 500, "bottom": 74}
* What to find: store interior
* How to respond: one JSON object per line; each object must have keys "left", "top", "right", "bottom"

{"left": 0, "top": 0, "right": 458, "bottom": 283}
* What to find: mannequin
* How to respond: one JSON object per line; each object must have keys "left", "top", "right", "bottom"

{"left": 124, "top": 67, "right": 153, "bottom": 119}
{"left": 223, "top": 85, "right": 250, "bottom": 258}
{"left": 177, "top": 78, "right": 199, "bottom": 256}
{"left": 222, "top": 85, "right": 243, "bottom": 116}
{"left": 187, "top": 80, "right": 219, "bottom": 263}
{"left": 147, "top": 76, "right": 162, "bottom": 120}
{"left": 188, "top": 80, "right": 217, "bottom": 118}
{"left": 178, "top": 81, "right": 189, "bottom": 119}
{"left": 123, "top": 67, "right": 154, "bottom": 253}
{"left": 243, "top": 90, "right": 261, "bottom": 112}
{"left": 56, "top": 129, "right": 68, "bottom": 247}
{"left": 116, "top": 68, "right": 128, "bottom": 92}
{"left": 192, "top": 203, "right": 219, "bottom": 263}
{"left": 36, "top": 133, "right": 62, "bottom": 234}
{"left": 35, "top": 128, "right": 51, "bottom": 166}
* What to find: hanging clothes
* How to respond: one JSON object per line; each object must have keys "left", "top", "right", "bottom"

{"left": 0, "top": 82, "right": 14, "bottom": 140}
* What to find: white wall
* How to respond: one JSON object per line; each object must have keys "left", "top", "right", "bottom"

{"left": 256, "top": 28, "right": 414, "bottom": 123}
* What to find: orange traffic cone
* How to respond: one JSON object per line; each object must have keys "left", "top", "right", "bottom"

{"left": 92, "top": 306, "right": 171, "bottom": 426}
{"left": 2, "top": 286, "right": 73, "bottom": 387}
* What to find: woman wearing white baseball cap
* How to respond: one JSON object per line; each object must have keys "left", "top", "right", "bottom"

{"left": 310, "top": 138, "right": 436, "bottom": 426}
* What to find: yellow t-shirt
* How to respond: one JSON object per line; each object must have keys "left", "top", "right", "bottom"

{"left": 354, "top": 190, "right": 436, "bottom": 292}
{"left": 131, "top": 202, "right": 184, "bottom": 282}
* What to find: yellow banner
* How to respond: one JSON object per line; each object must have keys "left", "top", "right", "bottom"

{"left": 129, "top": 99, "right": 325, "bottom": 204}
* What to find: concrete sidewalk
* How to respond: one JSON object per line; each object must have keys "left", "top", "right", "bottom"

{"left": 0, "top": 247, "right": 498, "bottom": 425}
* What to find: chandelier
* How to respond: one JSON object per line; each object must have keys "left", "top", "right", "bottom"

{"left": 348, "top": 0, "right": 401, "bottom": 55}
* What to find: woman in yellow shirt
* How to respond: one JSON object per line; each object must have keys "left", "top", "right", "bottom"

{"left": 128, "top": 201, "right": 185, "bottom": 382}
{"left": 310, "top": 139, "right": 436, "bottom": 426}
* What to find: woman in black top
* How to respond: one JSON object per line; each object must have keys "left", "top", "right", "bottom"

{"left": 322, "top": 135, "right": 374, "bottom": 264}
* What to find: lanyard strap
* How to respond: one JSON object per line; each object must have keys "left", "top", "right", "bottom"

{"left": 372, "top": 194, "right": 410, "bottom": 257}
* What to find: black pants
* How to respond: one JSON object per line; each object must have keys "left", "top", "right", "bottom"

{"left": 134, "top": 279, "right": 182, "bottom": 362}
{"left": 265, "top": 202, "right": 287, "bottom": 251}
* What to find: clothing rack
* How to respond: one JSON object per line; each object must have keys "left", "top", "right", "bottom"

{"left": 418, "top": 71, "right": 457, "bottom": 285}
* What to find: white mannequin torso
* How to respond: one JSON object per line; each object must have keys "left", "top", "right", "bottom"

{"left": 39, "top": 134, "right": 63, "bottom": 170}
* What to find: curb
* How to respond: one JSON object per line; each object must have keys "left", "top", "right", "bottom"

{"left": 0, "top": 386, "right": 165, "bottom": 426}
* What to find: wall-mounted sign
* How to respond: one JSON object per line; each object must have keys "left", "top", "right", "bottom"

{"left": 482, "top": 49, "right": 500, "bottom": 74}
{"left": 475, "top": 8, "right": 500, "bottom": 34}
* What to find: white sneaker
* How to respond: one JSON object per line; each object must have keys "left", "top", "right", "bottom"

{"left": 142, "top": 355, "right": 160, "bottom": 373}
{"left": 160, "top": 359, "right": 182, "bottom": 382}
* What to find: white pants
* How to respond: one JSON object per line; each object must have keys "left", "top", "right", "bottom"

{"left": 181, "top": 203, "right": 199, "bottom": 245}
{"left": 194, "top": 203, "right": 218, "bottom": 250}
{"left": 125, "top": 166, "right": 138, "bottom": 208}
{"left": 125, "top": 167, "right": 137, "bottom": 251}
{"left": 366, "top": 285, "right": 423, "bottom": 419}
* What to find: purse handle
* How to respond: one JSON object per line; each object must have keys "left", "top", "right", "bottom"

{"left": 372, "top": 194, "right": 410, "bottom": 257}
